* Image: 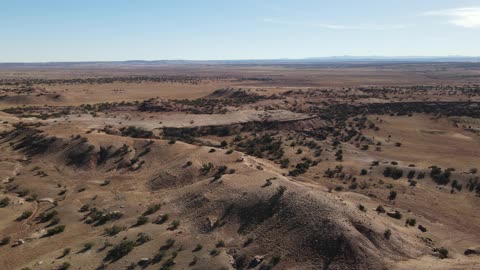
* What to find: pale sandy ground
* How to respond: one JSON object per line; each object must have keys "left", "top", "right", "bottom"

{"left": 35, "top": 109, "right": 314, "bottom": 129}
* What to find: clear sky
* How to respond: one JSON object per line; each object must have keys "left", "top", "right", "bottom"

{"left": 1, "top": 0, "right": 479, "bottom": 62}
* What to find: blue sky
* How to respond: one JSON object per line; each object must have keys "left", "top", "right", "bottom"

{"left": 1, "top": 0, "right": 479, "bottom": 62}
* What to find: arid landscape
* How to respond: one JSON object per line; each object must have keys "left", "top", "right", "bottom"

{"left": 0, "top": 61, "right": 480, "bottom": 270}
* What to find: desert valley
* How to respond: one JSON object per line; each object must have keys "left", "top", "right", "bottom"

{"left": 0, "top": 61, "right": 480, "bottom": 270}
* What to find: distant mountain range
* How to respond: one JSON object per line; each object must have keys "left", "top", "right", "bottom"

{"left": 1, "top": 56, "right": 479, "bottom": 67}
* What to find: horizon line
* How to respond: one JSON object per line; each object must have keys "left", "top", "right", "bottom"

{"left": 1, "top": 55, "right": 480, "bottom": 64}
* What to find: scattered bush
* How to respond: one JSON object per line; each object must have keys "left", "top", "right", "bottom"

{"left": 61, "top": 248, "right": 71, "bottom": 257}
{"left": 216, "top": 240, "right": 225, "bottom": 248}
{"left": 143, "top": 203, "right": 161, "bottom": 216}
{"left": 405, "top": 218, "right": 416, "bottom": 226}
{"left": 430, "top": 166, "right": 451, "bottom": 185}
{"left": 243, "top": 237, "right": 254, "bottom": 247}
{"left": 154, "top": 214, "right": 169, "bottom": 224}
{"left": 210, "top": 249, "right": 220, "bottom": 256}
{"left": 57, "top": 262, "right": 70, "bottom": 270}
{"left": 434, "top": 247, "right": 449, "bottom": 259}
{"left": 388, "top": 191, "right": 397, "bottom": 201}
{"left": 83, "top": 242, "right": 94, "bottom": 251}
{"left": 193, "top": 244, "right": 203, "bottom": 252}
{"left": 16, "top": 210, "right": 33, "bottom": 221}
{"left": 79, "top": 204, "right": 90, "bottom": 212}
{"left": 104, "top": 225, "right": 124, "bottom": 236}
{"left": 120, "top": 126, "right": 153, "bottom": 138}
{"left": 451, "top": 179, "right": 462, "bottom": 191}
{"left": 160, "top": 238, "right": 175, "bottom": 250}
{"left": 0, "top": 236, "right": 11, "bottom": 246}
{"left": 105, "top": 240, "right": 135, "bottom": 262}
{"left": 383, "top": 167, "right": 403, "bottom": 180}
{"left": 134, "top": 216, "right": 149, "bottom": 227}
{"left": 387, "top": 211, "right": 402, "bottom": 219}
{"left": 46, "top": 225, "right": 66, "bottom": 237}
{"left": 0, "top": 197, "right": 9, "bottom": 208}
{"left": 135, "top": 233, "right": 152, "bottom": 246}
{"left": 279, "top": 158, "right": 290, "bottom": 169}
{"left": 169, "top": 220, "right": 180, "bottom": 230}
{"left": 39, "top": 210, "right": 58, "bottom": 223}
{"left": 384, "top": 229, "right": 391, "bottom": 239}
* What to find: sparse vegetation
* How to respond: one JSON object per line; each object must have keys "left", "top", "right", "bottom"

{"left": 134, "top": 216, "right": 149, "bottom": 227}
{"left": 384, "top": 229, "right": 391, "bottom": 239}
{"left": 16, "top": 210, "right": 33, "bottom": 221}
{"left": 45, "top": 225, "right": 66, "bottom": 237}
{"left": 0, "top": 236, "right": 11, "bottom": 246}
{"left": 105, "top": 240, "right": 135, "bottom": 262}
{"left": 168, "top": 220, "right": 180, "bottom": 230}
{"left": 143, "top": 203, "right": 161, "bottom": 216}
{"left": 0, "top": 197, "right": 10, "bottom": 208}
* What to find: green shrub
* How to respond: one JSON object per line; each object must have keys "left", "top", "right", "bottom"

{"left": 0, "top": 236, "right": 11, "bottom": 246}
{"left": 57, "top": 262, "right": 70, "bottom": 270}
{"left": 154, "top": 214, "right": 169, "bottom": 224}
{"left": 160, "top": 238, "right": 175, "bottom": 250}
{"left": 79, "top": 204, "right": 90, "bottom": 212}
{"left": 46, "top": 225, "right": 65, "bottom": 236}
{"left": 16, "top": 210, "right": 33, "bottom": 221}
{"left": 0, "top": 197, "right": 10, "bottom": 208}
{"left": 135, "top": 233, "right": 152, "bottom": 246}
{"left": 383, "top": 167, "right": 403, "bottom": 180}
{"left": 210, "top": 249, "right": 220, "bottom": 256}
{"left": 105, "top": 240, "right": 135, "bottom": 261}
{"left": 384, "top": 229, "right": 391, "bottom": 239}
{"left": 436, "top": 247, "right": 448, "bottom": 259}
{"left": 61, "top": 248, "right": 71, "bottom": 257}
{"left": 405, "top": 218, "right": 416, "bottom": 226}
{"left": 134, "top": 216, "right": 149, "bottom": 227}
{"left": 216, "top": 240, "right": 225, "bottom": 248}
{"left": 388, "top": 191, "right": 397, "bottom": 201}
{"left": 143, "top": 203, "right": 161, "bottom": 216}
{"left": 104, "top": 225, "right": 124, "bottom": 236}
{"left": 83, "top": 242, "right": 94, "bottom": 251}
{"left": 387, "top": 211, "right": 402, "bottom": 219}
{"left": 430, "top": 166, "right": 451, "bottom": 185}
{"left": 39, "top": 210, "right": 58, "bottom": 223}
{"left": 169, "top": 220, "right": 180, "bottom": 230}
{"left": 193, "top": 244, "right": 203, "bottom": 252}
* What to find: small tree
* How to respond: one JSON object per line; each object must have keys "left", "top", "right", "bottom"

{"left": 384, "top": 229, "right": 391, "bottom": 239}
{"left": 105, "top": 240, "right": 135, "bottom": 262}
{"left": 58, "top": 262, "right": 70, "bottom": 270}
{"left": 143, "top": 204, "right": 161, "bottom": 216}
{"left": 0, "top": 197, "right": 10, "bottom": 208}
{"left": 46, "top": 225, "right": 66, "bottom": 236}
{"left": 16, "top": 210, "right": 33, "bottom": 221}
{"left": 134, "top": 216, "right": 149, "bottom": 227}
{"left": 169, "top": 220, "right": 180, "bottom": 230}
{"left": 388, "top": 191, "right": 397, "bottom": 201}
{"left": 193, "top": 244, "right": 203, "bottom": 252}
{"left": 0, "top": 236, "right": 11, "bottom": 246}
